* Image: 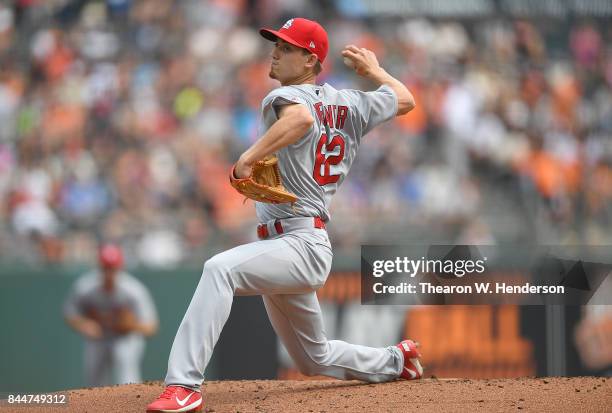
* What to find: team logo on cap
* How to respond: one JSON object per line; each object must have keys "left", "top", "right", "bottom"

{"left": 309, "top": 41, "right": 315, "bottom": 49}
{"left": 282, "top": 19, "right": 294, "bottom": 29}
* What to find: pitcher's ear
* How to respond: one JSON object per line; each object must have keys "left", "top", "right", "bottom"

{"left": 305, "top": 53, "right": 318, "bottom": 68}
{"left": 301, "top": 49, "right": 320, "bottom": 74}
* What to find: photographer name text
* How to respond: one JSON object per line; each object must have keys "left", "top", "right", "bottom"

{"left": 372, "top": 282, "right": 565, "bottom": 295}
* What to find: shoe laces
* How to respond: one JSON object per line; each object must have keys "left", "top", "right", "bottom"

{"left": 160, "top": 386, "right": 180, "bottom": 400}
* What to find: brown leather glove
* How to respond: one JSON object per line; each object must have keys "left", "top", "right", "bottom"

{"left": 229, "top": 155, "right": 298, "bottom": 204}
{"left": 85, "top": 308, "right": 111, "bottom": 329}
{"left": 112, "top": 307, "right": 139, "bottom": 335}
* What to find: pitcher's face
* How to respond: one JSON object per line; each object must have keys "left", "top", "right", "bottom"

{"left": 268, "top": 39, "right": 313, "bottom": 84}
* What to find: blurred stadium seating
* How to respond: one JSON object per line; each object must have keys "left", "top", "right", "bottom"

{"left": 0, "top": 0, "right": 610, "bottom": 268}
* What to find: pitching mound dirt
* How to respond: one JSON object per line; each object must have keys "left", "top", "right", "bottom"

{"left": 1, "top": 377, "right": 609, "bottom": 412}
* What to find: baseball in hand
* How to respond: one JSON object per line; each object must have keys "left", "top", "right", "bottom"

{"left": 343, "top": 56, "right": 355, "bottom": 69}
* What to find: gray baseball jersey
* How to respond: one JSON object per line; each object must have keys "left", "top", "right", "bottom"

{"left": 64, "top": 271, "right": 158, "bottom": 385}
{"left": 165, "top": 83, "right": 406, "bottom": 390}
{"left": 257, "top": 83, "right": 398, "bottom": 222}
{"left": 64, "top": 271, "right": 158, "bottom": 337}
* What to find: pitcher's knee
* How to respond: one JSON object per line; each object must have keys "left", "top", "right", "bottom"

{"left": 208, "top": 247, "right": 245, "bottom": 272}
{"left": 203, "top": 256, "right": 222, "bottom": 274}
{"left": 296, "top": 360, "right": 323, "bottom": 377}
{"left": 202, "top": 255, "right": 234, "bottom": 290}
{"left": 297, "top": 351, "right": 331, "bottom": 376}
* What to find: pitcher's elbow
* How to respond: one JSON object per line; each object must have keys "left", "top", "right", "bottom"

{"left": 301, "top": 113, "right": 315, "bottom": 130}
{"left": 397, "top": 94, "right": 416, "bottom": 116}
{"left": 295, "top": 113, "right": 314, "bottom": 136}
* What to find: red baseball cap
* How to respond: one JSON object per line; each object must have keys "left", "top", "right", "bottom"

{"left": 260, "top": 18, "right": 329, "bottom": 64}
{"left": 98, "top": 244, "right": 124, "bottom": 270}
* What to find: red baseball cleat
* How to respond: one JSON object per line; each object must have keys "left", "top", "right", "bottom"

{"left": 397, "top": 339, "right": 423, "bottom": 380}
{"left": 146, "top": 385, "right": 203, "bottom": 412}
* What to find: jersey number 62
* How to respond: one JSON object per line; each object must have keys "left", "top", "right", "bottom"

{"left": 313, "top": 133, "right": 345, "bottom": 186}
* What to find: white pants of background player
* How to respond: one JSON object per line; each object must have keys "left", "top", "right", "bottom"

{"left": 84, "top": 334, "right": 145, "bottom": 386}
{"left": 165, "top": 220, "right": 403, "bottom": 389}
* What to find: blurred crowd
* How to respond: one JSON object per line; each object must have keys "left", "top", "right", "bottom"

{"left": 0, "top": 0, "right": 611, "bottom": 267}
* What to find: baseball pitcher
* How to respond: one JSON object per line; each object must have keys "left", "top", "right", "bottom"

{"left": 147, "top": 17, "right": 422, "bottom": 413}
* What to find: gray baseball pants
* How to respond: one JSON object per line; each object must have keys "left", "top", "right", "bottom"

{"left": 165, "top": 218, "right": 403, "bottom": 390}
{"left": 84, "top": 334, "right": 145, "bottom": 386}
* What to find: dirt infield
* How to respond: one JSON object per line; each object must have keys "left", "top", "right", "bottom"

{"left": 1, "top": 377, "right": 610, "bottom": 412}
